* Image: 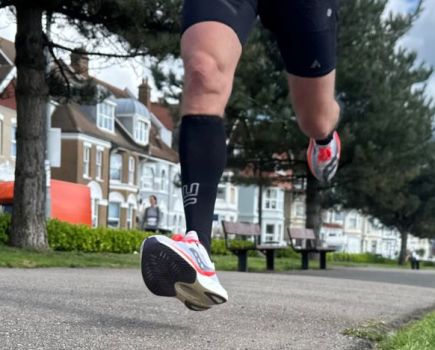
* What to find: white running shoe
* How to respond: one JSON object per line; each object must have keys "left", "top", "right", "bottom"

{"left": 307, "top": 131, "right": 341, "bottom": 182}
{"left": 140, "top": 231, "right": 228, "bottom": 311}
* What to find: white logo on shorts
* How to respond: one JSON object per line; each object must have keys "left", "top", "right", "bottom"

{"left": 311, "top": 60, "right": 321, "bottom": 69}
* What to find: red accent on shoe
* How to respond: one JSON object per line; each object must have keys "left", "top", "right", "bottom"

{"left": 318, "top": 147, "right": 332, "bottom": 162}
{"left": 171, "top": 234, "right": 184, "bottom": 241}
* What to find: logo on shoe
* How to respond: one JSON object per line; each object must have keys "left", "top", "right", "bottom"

{"left": 189, "top": 248, "right": 211, "bottom": 271}
{"left": 183, "top": 183, "right": 199, "bottom": 207}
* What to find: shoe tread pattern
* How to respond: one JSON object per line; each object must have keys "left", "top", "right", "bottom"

{"left": 141, "top": 237, "right": 196, "bottom": 297}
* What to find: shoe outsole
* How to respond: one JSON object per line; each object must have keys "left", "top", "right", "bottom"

{"left": 140, "top": 237, "right": 227, "bottom": 311}
{"left": 141, "top": 237, "right": 196, "bottom": 297}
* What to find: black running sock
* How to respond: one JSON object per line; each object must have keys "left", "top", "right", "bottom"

{"left": 179, "top": 115, "right": 227, "bottom": 253}
{"left": 315, "top": 132, "right": 334, "bottom": 145}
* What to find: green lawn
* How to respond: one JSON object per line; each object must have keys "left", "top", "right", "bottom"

{"left": 0, "top": 245, "right": 140, "bottom": 268}
{"left": 378, "top": 312, "right": 435, "bottom": 350}
{"left": 0, "top": 244, "right": 433, "bottom": 271}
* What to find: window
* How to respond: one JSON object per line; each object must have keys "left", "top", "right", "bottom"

{"left": 83, "top": 145, "right": 91, "bottom": 178}
{"left": 265, "top": 224, "right": 275, "bottom": 243}
{"left": 135, "top": 119, "right": 149, "bottom": 144}
{"left": 96, "top": 149, "right": 103, "bottom": 180}
{"left": 371, "top": 240, "right": 377, "bottom": 254}
{"left": 348, "top": 213, "right": 359, "bottom": 229}
{"left": 92, "top": 199, "right": 99, "bottom": 227}
{"left": 127, "top": 203, "right": 134, "bottom": 229}
{"left": 97, "top": 101, "right": 115, "bottom": 132}
{"left": 108, "top": 202, "right": 121, "bottom": 228}
{"left": 216, "top": 185, "right": 226, "bottom": 200}
{"left": 264, "top": 189, "right": 278, "bottom": 210}
{"left": 160, "top": 169, "right": 167, "bottom": 191}
{"left": 141, "top": 166, "right": 154, "bottom": 189}
{"left": 128, "top": 157, "right": 135, "bottom": 185}
{"left": 11, "top": 125, "right": 16, "bottom": 157}
{"left": 229, "top": 187, "right": 236, "bottom": 204}
{"left": 333, "top": 211, "right": 344, "bottom": 222}
{"left": 110, "top": 153, "right": 122, "bottom": 181}
{"left": 295, "top": 204, "right": 305, "bottom": 217}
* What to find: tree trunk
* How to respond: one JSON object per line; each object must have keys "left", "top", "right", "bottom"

{"left": 10, "top": 5, "right": 49, "bottom": 250}
{"left": 398, "top": 231, "right": 408, "bottom": 265}
{"left": 305, "top": 169, "right": 322, "bottom": 239}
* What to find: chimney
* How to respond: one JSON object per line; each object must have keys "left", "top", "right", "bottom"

{"left": 138, "top": 78, "right": 151, "bottom": 109}
{"left": 71, "top": 47, "right": 89, "bottom": 77}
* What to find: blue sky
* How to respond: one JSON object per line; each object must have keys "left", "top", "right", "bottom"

{"left": 0, "top": 0, "right": 434, "bottom": 100}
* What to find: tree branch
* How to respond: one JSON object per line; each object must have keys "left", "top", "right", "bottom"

{"left": 49, "top": 40, "right": 149, "bottom": 58}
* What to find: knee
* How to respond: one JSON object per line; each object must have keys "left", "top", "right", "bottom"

{"left": 296, "top": 100, "right": 340, "bottom": 140}
{"left": 183, "top": 51, "right": 228, "bottom": 96}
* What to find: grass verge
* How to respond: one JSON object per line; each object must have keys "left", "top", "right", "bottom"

{"left": 378, "top": 311, "right": 435, "bottom": 350}
{"left": 343, "top": 311, "right": 435, "bottom": 350}
{"left": 0, "top": 244, "right": 140, "bottom": 268}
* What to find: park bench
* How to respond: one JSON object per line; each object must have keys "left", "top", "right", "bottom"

{"left": 221, "top": 220, "right": 286, "bottom": 272}
{"left": 287, "top": 228, "right": 336, "bottom": 269}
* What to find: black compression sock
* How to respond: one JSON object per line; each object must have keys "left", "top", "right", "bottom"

{"left": 315, "top": 132, "right": 334, "bottom": 145}
{"left": 179, "top": 115, "right": 227, "bottom": 253}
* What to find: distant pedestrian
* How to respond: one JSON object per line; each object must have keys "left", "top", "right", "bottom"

{"left": 410, "top": 250, "right": 420, "bottom": 270}
{"left": 141, "top": 195, "right": 162, "bottom": 231}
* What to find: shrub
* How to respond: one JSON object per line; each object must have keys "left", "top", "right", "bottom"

{"left": 47, "top": 219, "right": 153, "bottom": 253}
{"left": 327, "top": 252, "right": 395, "bottom": 264}
{"left": 211, "top": 239, "right": 230, "bottom": 256}
{"left": 0, "top": 213, "right": 11, "bottom": 244}
{"left": 275, "top": 246, "right": 299, "bottom": 259}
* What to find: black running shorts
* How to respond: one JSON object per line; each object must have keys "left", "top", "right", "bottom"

{"left": 182, "top": 0, "right": 339, "bottom": 77}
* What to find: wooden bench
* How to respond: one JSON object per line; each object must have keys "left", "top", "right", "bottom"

{"left": 221, "top": 220, "right": 286, "bottom": 272}
{"left": 287, "top": 228, "right": 336, "bottom": 270}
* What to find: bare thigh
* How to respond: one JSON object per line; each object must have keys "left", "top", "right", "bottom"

{"left": 181, "top": 22, "right": 242, "bottom": 117}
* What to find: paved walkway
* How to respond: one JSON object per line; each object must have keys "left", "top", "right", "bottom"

{"left": 1, "top": 267, "right": 434, "bottom": 350}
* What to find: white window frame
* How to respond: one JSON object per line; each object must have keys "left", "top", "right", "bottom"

{"left": 264, "top": 189, "right": 278, "bottom": 210}
{"left": 108, "top": 202, "right": 121, "bottom": 228}
{"left": 83, "top": 144, "right": 91, "bottom": 178}
{"left": 11, "top": 124, "right": 17, "bottom": 158}
{"left": 160, "top": 169, "right": 166, "bottom": 191}
{"left": 92, "top": 198, "right": 99, "bottom": 227}
{"left": 97, "top": 100, "right": 116, "bottom": 133}
{"left": 216, "top": 184, "right": 226, "bottom": 201}
{"left": 96, "top": 148, "right": 103, "bottom": 180}
{"left": 264, "top": 223, "right": 276, "bottom": 243}
{"left": 141, "top": 165, "right": 154, "bottom": 189}
{"left": 134, "top": 118, "right": 149, "bottom": 145}
{"left": 295, "top": 203, "right": 305, "bottom": 217}
{"left": 110, "top": 153, "right": 122, "bottom": 181}
{"left": 128, "top": 157, "right": 135, "bottom": 185}
{"left": 127, "top": 203, "right": 134, "bottom": 229}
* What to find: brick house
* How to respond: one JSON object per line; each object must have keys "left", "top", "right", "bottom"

{"left": 51, "top": 52, "right": 178, "bottom": 229}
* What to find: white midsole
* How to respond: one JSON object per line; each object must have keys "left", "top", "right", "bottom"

{"left": 151, "top": 235, "right": 228, "bottom": 306}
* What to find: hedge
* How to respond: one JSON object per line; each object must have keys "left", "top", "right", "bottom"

{"left": 0, "top": 214, "right": 302, "bottom": 257}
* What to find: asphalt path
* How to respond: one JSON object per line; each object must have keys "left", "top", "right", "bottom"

{"left": 1, "top": 267, "right": 435, "bottom": 350}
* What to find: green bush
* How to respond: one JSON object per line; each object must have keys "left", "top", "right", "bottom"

{"left": 0, "top": 213, "right": 11, "bottom": 244}
{"left": 327, "top": 252, "right": 395, "bottom": 264}
{"left": 275, "top": 246, "right": 299, "bottom": 259}
{"left": 47, "top": 219, "right": 153, "bottom": 253}
{"left": 211, "top": 239, "right": 230, "bottom": 256}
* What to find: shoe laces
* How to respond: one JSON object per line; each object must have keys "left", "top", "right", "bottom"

{"left": 317, "top": 146, "right": 332, "bottom": 162}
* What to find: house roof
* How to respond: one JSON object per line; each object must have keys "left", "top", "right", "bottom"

{"left": 52, "top": 103, "right": 146, "bottom": 154}
{"left": 0, "top": 37, "right": 15, "bottom": 63}
{"left": 150, "top": 102, "right": 175, "bottom": 131}
{"left": 52, "top": 102, "right": 179, "bottom": 163}
{"left": 0, "top": 80, "right": 16, "bottom": 110}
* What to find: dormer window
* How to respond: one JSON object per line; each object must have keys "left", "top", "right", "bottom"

{"left": 135, "top": 119, "right": 149, "bottom": 144}
{"left": 97, "top": 101, "right": 116, "bottom": 132}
